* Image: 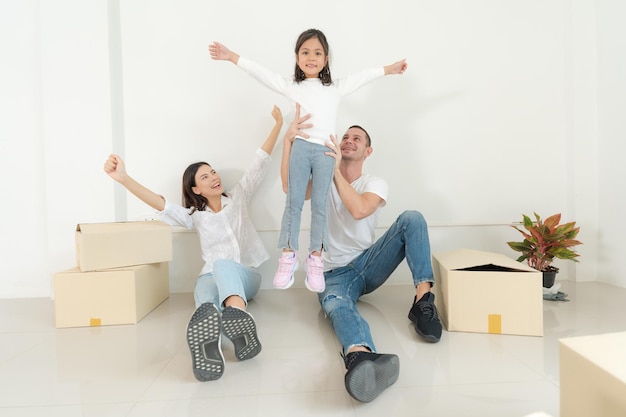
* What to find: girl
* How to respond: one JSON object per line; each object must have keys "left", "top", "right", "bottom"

{"left": 209, "top": 29, "right": 407, "bottom": 294}
{"left": 103, "top": 106, "right": 283, "bottom": 382}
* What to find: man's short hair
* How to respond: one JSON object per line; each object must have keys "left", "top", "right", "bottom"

{"left": 347, "top": 125, "right": 371, "bottom": 147}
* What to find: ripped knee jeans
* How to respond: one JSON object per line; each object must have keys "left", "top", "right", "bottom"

{"left": 317, "top": 210, "right": 434, "bottom": 353}
{"left": 318, "top": 266, "right": 376, "bottom": 354}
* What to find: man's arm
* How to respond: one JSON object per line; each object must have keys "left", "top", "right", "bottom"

{"left": 332, "top": 167, "right": 383, "bottom": 220}
{"left": 325, "top": 136, "right": 384, "bottom": 220}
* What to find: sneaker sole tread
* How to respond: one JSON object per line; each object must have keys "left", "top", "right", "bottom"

{"left": 186, "top": 303, "right": 224, "bottom": 381}
{"left": 345, "top": 354, "right": 399, "bottom": 403}
{"left": 221, "top": 307, "right": 262, "bottom": 361}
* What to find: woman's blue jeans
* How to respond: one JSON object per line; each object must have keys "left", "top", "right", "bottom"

{"left": 194, "top": 259, "right": 262, "bottom": 310}
{"left": 278, "top": 138, "right": 334, "bottom": 252}
{"left": 318, "top": 210, "right": 434, "bottom": 353}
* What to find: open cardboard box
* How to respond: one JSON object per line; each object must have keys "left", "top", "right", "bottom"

{"left": 76, "top": 221, "right": 172, "bottom": 271}
{"left": 54, "top": 262, "right": 169, "bottom": 328}
{"left": 431, "top": 248, "right": 543, "bottom": 336}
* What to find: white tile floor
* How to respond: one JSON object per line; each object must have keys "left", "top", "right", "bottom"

{"left": 1, "top": 280, "right": 625, "bottom": 417}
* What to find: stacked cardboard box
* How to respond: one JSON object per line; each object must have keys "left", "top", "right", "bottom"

{"left": 54, "top": 221, "right": 173, "bottom": 328}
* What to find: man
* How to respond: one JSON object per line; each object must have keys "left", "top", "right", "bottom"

{"left": 281, "top": 104, "right": 443, "bottom": 403}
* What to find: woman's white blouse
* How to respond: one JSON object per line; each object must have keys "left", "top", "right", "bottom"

{"left": 159, "top": 148, "right": 271, "bottom": 276}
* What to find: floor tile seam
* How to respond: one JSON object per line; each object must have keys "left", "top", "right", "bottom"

{"left": 135, "top": 357, "right": 180, "bottom": 404}
{"left": 444, "top": 374, "right": 550, "bottom": 387}
{"left": 405, "top": 378, "right": 556, "bottom": 390}
{"left": 0, "top": 398, "right": 139, "bottom": 409}
{"left": 0, "top": 332, "right": 57, "bottom": 368}
{"left": 144, "top": 386, "right": 353, "bottom": 401}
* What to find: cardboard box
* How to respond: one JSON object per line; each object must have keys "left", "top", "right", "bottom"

{"left": 560, "top": 332, "right": 626, "bottom": 417}
{"left": 76, "top": 221, "right": 172, "bottom": 271}
{"left": 431, "top": 248, "right": 543, "bottom": 336}
{"left": 54, "top": 262, "right": 169, "bottom": 328}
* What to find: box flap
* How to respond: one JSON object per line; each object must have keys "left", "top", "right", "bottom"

{"left": 76, "top": 221, "right": 170, "bottom": 233}
{"left": 434, "top": 248, "right": 537, "bottom": 273}
{"left": 457, "top": 263, "right": 528, "bottom": 273}
{"left": 75, "top": 220, "right": 172, "bottom": 271}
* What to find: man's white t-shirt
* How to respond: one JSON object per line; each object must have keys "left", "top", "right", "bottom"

{"left": 323, "top": 173, "right": 388, "bottom": 271}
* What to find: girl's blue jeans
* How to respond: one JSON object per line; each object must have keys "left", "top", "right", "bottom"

{"left": 317, "top": 210, "right": 434, "bottom": 353}
{"left": 279, "top": 138, "right": 334, "bottom": 252}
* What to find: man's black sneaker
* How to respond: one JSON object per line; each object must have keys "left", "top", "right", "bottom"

{"left": 186, "top": 303, "right": 224, "bottom": 381}
{"left": 221, "top": 306, "right": 262, "bottom": 361}
{"left": 343, "top": 351, "right": 400, "bottom": 403}
{"left": 408, "top": 292, "right": 442, "bottom": 343}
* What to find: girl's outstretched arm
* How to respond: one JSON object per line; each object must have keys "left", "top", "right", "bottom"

{"left": 208, "top": 41, "right": 240, "bottom": 65}
{"left": 384, "top": 59, "right": 408, "bottom": 75}
{"left": 104, "top": 154, "right": 165, "bottom": 211}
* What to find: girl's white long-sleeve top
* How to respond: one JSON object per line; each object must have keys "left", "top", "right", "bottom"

{"left": 237, "top": 57, "right": 385, "bottom": 146}
{"left": 158, "top": 148, "right": 271, "bottom": 276}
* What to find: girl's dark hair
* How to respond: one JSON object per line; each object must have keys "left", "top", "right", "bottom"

{"left": 347, "top": 125, "right": 372, "bottom": 147}
{"left": 294, "top": 28, "right": 332, "bottom": 85}
{"left": 181, "top": 162, "right": 227, "bottom": 213}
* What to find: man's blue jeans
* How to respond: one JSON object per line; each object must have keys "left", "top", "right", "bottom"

{"left": 318, "top": 210, "right": 434, "bottom": 354}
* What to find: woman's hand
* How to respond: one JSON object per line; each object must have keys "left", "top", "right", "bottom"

{"left": 103, "top": 154, "right": 165, "bottom": 211}
{"left": 104, "top": 154, "right": 127, "bottom": 183}
{"left": 271, "top": 105, "right": 283, "bottom": 126}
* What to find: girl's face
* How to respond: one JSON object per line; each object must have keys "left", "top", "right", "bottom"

{"left": 296, "top": 37, "right": 328, "bottom": 79}
{"left": 192, "top": 164, "right": 223, "bottom": 198}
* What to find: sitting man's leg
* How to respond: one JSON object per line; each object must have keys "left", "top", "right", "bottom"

{"left": 399, "top": 210, "right": 442, "bottom": 342}
{"left": 319, "top": 268, "right": 399, "bottom": 403}
{"left": 356, "top": 209, "right": 442, "bottom": 342}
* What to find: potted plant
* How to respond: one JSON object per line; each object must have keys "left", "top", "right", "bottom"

{"left": 507, "top": 212, "right": 582, "bottom": 288}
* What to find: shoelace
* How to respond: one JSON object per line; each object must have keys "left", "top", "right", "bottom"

{"left": 342, "top": 352, "right": 354, "bottom": 369}
{"left": 277, "top": 256, "right": 295, "bottom": 273}
{"left": 341, "top": 351, "right": 364, "bottom": 370}
{"left": 307, "top": 257, "right": 323, "bottom": 275}
{"left": 416, "top": 301, "right": 440, "bottom": 321}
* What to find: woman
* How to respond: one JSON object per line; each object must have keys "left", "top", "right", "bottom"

{"left": 104, "top": 106, "right": 283, "bottom": 381}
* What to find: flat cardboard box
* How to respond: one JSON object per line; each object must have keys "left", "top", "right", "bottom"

{"left": 76, "top": 221, "right": 172, "bottom": 271}
{"left": 431, "top": 248, "right": 543, "bottom": 336}
{"left": 560, "top": 332, "right": 626, "bottom": 417}
{"left": 54, "top": 262, "right": 169, "bottom": 328}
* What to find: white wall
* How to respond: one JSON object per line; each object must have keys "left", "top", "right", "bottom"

{"left": 1, "top": 0, "right": 623, "bottom": 298}
{"left": 596, "top": 0, "right": 626, "bottom": 287}
{"left": 0, "top": 1, "right": 48, "bottom": 297}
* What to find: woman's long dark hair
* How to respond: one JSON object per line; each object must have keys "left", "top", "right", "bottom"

{"left": 293, "top": 28, "right": 332, "bottom": 86}
{"left": 182, "top": 162, "right": 227, "bottom": 213}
